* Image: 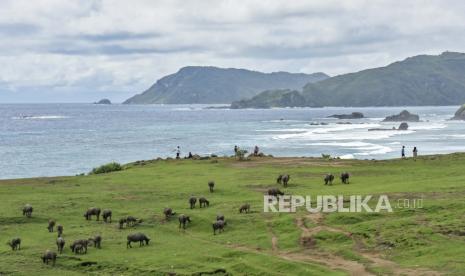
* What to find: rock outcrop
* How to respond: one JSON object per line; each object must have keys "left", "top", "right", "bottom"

{"left": 328, "top": 112, "right": 364, "bottom": 119}
{"left": 450, "top": 105, "right": 465, "bottom": 120}
{"left": 94, "top": 99, "right": 112, "bottom": 105}
{"left": 382, "top": 110, "right": 419, "bottom": 122}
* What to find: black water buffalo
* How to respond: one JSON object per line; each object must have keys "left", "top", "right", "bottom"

{"left": 56, "top": 237, "right": 65, "bottom": 254}
{"left": 276, "top": 174, "right": 283, "bottom": 184}
{"left": 164, "top": 208, "right": 176, "bottom": 219}
{"left": 22, "top": 204, "right": 33, "bottom": 218}
{"left": 199, "top": 197, "right": 210, "bottom": 208}
{"left": 89, "top": 235, "right": 102, "bottom": 249}
{"left": 340, "top": 172, "right": 350, "bottom": 184}
{"left": 8, "top": 238, "right": 21, "bottom": 251}
{"left": 41, "top": 250, "right": 57, "bottom": 265}
{"left": 281, "top": 174, "right": 290, "bottom": 187}
{"left": 216, "top": 214, "right": 225, "bottom": 221}
{"left": 189, "top": 197, "right": 197, "bottom": 209}
{"left": 70, "top": 239, "right": 90, "bottom": 254}
{"left": 324, "top": 174, "right": 334, "bottom": 185}
{"left": 268, "top": 188, "right": 284, "bottom": 198}
{"left": 208, "top": 181, "right": 215, "bottom": 192}
{"left": 119, "top": 216, "right": 142, "bottom": 228}
{"left": 57, "top": 224, "right": 63, "bottom": 237}
{"left": 84, "top": 207, "right": 101, "bottom": 221}
{"left": 47, "top": 220, "right": 55, "bottom": 232}
{"left": 213, "top": 220, "right": 227, "bottom": 235}
{"left": 127, "top": 233, "right": 150, "bottom": 248}
{"left": 102, "top": 209, "right": 112, "bottom": 223}
{"left": 239, "top": 203, "right": 250, "bottom": 213}
{"left": 178, "top": 214, "right": 191, "bottom": 229}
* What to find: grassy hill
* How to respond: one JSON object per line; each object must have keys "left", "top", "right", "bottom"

{"left": 1, "top": 154, "right": 465, "bottom": 275}
{"left": 232, "top": 51, "right": 465, "bottom": 108}
{"left": 123, "top": 66, "right": 328, "bottom": 104}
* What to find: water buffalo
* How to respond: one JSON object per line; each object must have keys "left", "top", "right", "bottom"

{"left": 189, "top": 197, "right": 197, "bottom": 209}
{"left": 41, "top": 250, "right": 57, "bottom": 265}
{"left": 281, "top": 174, "right": 290, "bottom": 187}
{"left": 119, "top": 216, "right": 142, "bottom": 228}
{"left": 84, "top": 207, "right": 101, "bottom": 221}
{"left": 239, "top": 203, "right": 250, "bottom": 213}
{"left": 340, "top": 172, "right": 350, "bottom": 184}
{"left": 163, "top": 208, "right": 176, "bottom": 219}
{"left": 57, "top": 225, "right": 63, "bottom": 237}
{"left": 199, "top": 197, "right": 210, "bottom": 208}
{"left": 268, "top": 188, "right": 284, "bottom": 197}
{"left": 324, "top": 174, "right": 334, "bottom": 185}
{"left": 89, "top": 235, "right": 102, "bottom": 249}
{"left": 22, "top": 204, "right": 33, "bottom": 218}
{"left": 208, "top": 181, "right": 215, "bottom": 192}
{"left": 7, "top": 238, "right": 21, "bottom": 251}
{"left": 47, "top": 220, "right": 56, "bottom": 232}
{"left": 213, "top": 220, "right": 227, "bottom": 235}
{"left": 276, "top": 174, "right": 283, "bottom": 184}
{"left": 216, "top": 214, "right": 225, "bottom": 221}
{"left": 127, "top": 233, "right": 150, "bottom": 248}
{"left": 70, "top": 239, "right": 90, "bottom": 254}
{"left": 178, "top": 214, "right": 191, "bottom": 229}
{"left": 56, "top": 237, "right": 65, "bottom": 254}
{"left": 102, "top": 209, "right": 112, "bottom": 223}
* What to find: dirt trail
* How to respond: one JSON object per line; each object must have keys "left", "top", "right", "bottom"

{"left": 292, "top": 213, "right": 442, "bottom": 276}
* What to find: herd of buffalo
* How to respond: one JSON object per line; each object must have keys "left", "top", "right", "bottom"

{"left": 7, "top": 171, "right": 350, "bottom": 266}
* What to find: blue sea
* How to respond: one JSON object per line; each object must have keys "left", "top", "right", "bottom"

{"left": 1, "top": 104, "right": 463, "bottom": 179}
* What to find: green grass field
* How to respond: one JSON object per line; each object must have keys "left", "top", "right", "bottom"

{"left": 1, "top": 154, "right": 465, "bottom": 275}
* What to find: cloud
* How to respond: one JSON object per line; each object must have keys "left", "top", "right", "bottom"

{"left": 1, "top": 0, "right": 465, "bottom": 102}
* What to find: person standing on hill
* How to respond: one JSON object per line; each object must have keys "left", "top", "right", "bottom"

{"left": 413, "top": 146, "right": 418, "bottom": 160}
{"left": 254, "top": 145, "right": 259, "bottom": 156}
{"left": 175, "top": 146, "right": 181, "bottom": 159}
{"left": 401, "top": 146, "right": 406, "bottom": 159}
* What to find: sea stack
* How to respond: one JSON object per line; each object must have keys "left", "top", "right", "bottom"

{"left": 95, "top": 99, "right": 112, "bottom": 105}
{"left": 383, "top": 110, "right": 419, "bottom": 122}
{"left": 450, "top": 104, "right": 465, "bottom": 120}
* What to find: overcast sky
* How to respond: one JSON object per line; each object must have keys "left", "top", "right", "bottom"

{"left": 1, "top": 0, "right": 465, "bottom": 103}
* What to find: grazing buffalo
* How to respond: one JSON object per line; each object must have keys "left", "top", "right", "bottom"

{"left": 276, "top": 174, "right": 283, "bottom": 184}
{"left": 84, "top": 207, "right": 101, "bottom": 221}
{"left": 47, "top": 220, "right": 56, "bottom": 232}
{"left": 89, "top": 235, "right": 102, "bottom": 249}
{"left": 239, "top": 203, "right": 250, "bottom": 213}
{"left": 127, "top": 233, "right": 150, "bottom": 248}
{"left": 119, "top": 218, "right": 126, "bottom": 229}
{"left": 41, "top": 250, "right": 57, "bottom": 266}
{"left": 178, "top": 214, "right": 191, "bottom": 229}
{"left": 216, "top": 214, "right": 225, "bottom": 221}
{"left": 208, "top": 181, "right": 215, "bottom": 192}
{"left": 324, "top": 174, "right": 334, "bottom": 185}
{"left": 282, "top": 174, "right": 290, "bottom": 187}
{"left": 213, "top": 220, "right": 227, "bottom": 235}
{"left": 102, "top": 209, "right": 112, "bottom": 223}
{"left": 189, "top": 197, "right": 197, "bottom": 209}
{"left": 22, "top": 204, "right": 33, "bottom": 218}
{"left": 119, "top": 216, "right": 142, "bottom": 228}
{"left": 7, "top": 238, "right": 21, "bottom": 251}
{"left": 70, "top": 239, "right": 90, "bottom": 254}
{"left": 57, "top": 225, "right": 63, "bottom": 237}
{"left": 56, "top": 237, "right": 65, "bottom": 254}
{"left": 340, "top": 172, "right": 350, "bottom": 184}
{"left": 199, "top": 197, "right": 210, "bottom": 208}
{"left": 268, "top": 188, "right": 284, "bottom": 198}
{"left": 163, "top": 208, "right": 176, "bottom": 219}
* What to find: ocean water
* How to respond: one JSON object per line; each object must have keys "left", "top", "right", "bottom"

{"left": 0, "top": 104, "right": 463, "bottom": 179}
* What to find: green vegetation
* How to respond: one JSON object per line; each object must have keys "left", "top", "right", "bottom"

{"left": 123, "top": 66, "right": 328, "bottom": 104}
{"left": 233, "top": 51, "right": 465, "bottom": 108}
{"left": 1, "top": 153, "right": 465, "bottom": 275}
{"left": 90, "top": 162, "right": 122, "bottom": 174}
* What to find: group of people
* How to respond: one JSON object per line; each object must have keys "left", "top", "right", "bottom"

{"left": 402, "top": 145, "right": 418, "bottom": 160}
{"left": 234, "top": 145, "right": 260, "bottom": 156}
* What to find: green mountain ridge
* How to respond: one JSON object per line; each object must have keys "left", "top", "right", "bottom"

{"left": 232, "top": 51, "right": 465, "bottom": 108}
{"left": 123, "top": 66, "right": 328, "bottom": 104}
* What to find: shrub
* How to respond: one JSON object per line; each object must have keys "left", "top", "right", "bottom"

{"left": 90, "top": 162, "right": 122, "bottom": 174}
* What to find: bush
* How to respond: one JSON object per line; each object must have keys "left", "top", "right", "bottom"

{"left": 90, "top": 162, "right": 122, "bottom": 174}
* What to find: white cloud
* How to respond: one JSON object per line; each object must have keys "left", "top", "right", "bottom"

{"left": 1, "top": 0, "right": 465, "bottom": 102}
